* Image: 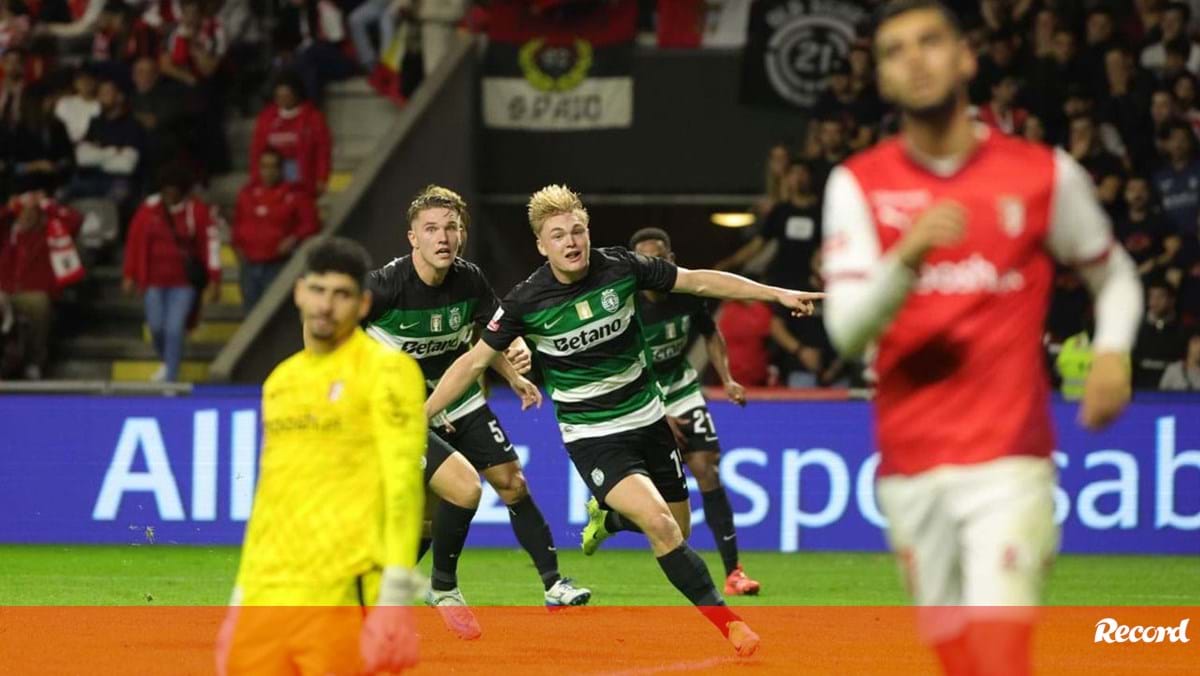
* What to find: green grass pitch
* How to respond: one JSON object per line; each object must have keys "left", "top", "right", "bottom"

{"left": 1, "top": 546, "right": 1196, "bottom": 606}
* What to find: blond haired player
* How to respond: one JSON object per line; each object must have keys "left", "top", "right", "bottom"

{"left": 426, "top": 184, "right": 823, "bottom": 656}
{"left": 216, "top": 237, "right": 426, "bottom": 675}
{"left": 365, "top": 185, "right": 591, "bottom": 637}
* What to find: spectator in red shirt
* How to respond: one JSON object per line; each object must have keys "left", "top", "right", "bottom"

{"left": 657, "top": 0, "right": 702, "bottom": 48}
{"left": 715, "top": 294, "right": 808, "bottom": 388}
{"left": 232, "top": 148, "right": 320, "bottom": 309}
{"left": 121, "top": 167, "right": 221, "bottom": 381}
{"left": 0, "top": 193, "right": 83, "bottom": 379}
{"left": 159, "top": 0, "right": 225, "bottom": 88}
{"left": 250, "top": 74, "right": 332, "bottom": 196}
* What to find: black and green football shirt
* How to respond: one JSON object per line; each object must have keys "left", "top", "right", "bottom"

{"left": 636, "top": 292, "right": 716, "bottom": 416}
{"left": 365, "top": 255, "right": 498, "bottom": 421}
{"left": 481, "top": 246, "right": 677, "bottom": 443}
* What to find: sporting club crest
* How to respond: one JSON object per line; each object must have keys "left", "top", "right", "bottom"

{"left": 601, "top": 288, "right": 620, "bottom": 314}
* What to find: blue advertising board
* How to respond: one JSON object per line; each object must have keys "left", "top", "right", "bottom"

{"left": 0, "top": 392, "right": 1196, "bottom": 554}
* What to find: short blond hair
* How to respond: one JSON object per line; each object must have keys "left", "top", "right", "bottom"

{"left": 527, "top": 184, "right": 589, "bottom": 236}
{"left": 407, "top": 185, "right": 469, "bottom": 230}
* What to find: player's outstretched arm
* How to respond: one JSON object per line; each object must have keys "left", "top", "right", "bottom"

{"left": 425, "top": 340, "right": 502, "bottom": 420}
{"left": 672, "top": 267, "right": 823, "bottom": 317}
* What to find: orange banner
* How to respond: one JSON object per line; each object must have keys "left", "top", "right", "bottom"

{"left": 1, "top": 606, "right": 1195, "bottom": 674}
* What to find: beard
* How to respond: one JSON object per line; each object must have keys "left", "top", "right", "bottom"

{"left": 305, "top": 315, "right": 337, "bottom": 340}
{"left": 897, "top": 87, "right": 962, "bottom": 124}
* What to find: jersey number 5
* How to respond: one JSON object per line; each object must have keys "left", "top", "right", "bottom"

{"left": 488, "top": 420, "right": 507, "bottom": 444}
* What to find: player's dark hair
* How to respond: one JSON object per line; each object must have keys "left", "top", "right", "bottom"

{"left": 305, "top": 237, "right": 372, "bottom": 290}
{"left": 872, "top": 0, "right": 961, "bottom": 39}
{"left": 629, "top": 227, "right": 672, "bottom": 252}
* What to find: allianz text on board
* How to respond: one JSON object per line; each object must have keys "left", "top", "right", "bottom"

{"left": 0, "top": 395, "right": 1196, "bottom": 552}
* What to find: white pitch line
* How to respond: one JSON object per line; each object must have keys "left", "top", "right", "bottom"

{"left": 595, "top": 656, "right": 744, "bottom": 676}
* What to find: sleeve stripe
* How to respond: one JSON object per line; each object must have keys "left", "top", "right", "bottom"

{"left": 825, "top": 271, "right": 871, "bottom": 283}
{"left": 1073, "top": 241, "right": 1115, "bottom": 268}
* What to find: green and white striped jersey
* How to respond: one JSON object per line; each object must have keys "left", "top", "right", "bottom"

{"left": 481, "top": 247, "right": 678, "bottom": 443}
{"left": 636, "top": 292, "right": 716, "bottom": 416}
{"left": 364, "top": 255, "right": 499, "bottom": 422}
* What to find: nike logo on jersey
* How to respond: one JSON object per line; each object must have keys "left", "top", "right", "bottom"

{"left": 398, "top": 321, "right": 420, "bottom": 330}
{"left": 543, "top": 317, "right": 563, "bottom": 329}
{"left": 722, "top": 534, "right": 736, "bottom": 542}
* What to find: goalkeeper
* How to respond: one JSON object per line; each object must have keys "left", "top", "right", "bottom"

{"left": 217, "top": 237, "right": 425, "bottom": 675}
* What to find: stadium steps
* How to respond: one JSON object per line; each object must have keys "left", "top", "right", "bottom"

{"left": 49, "top": 77, "right": 398, "bottom": 384}
{"left": 58, "top": 336, "right": 224, "bottom": 361}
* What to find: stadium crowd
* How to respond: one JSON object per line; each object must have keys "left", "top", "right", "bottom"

{"left": 2, "top": 0, "right": 1200, "bottom": 391}
{"left": 0, "top": 0, "right": 495, "bottom": 381}
{"left": 0, "top": 0, "right": 351, "bottom": 380}
{"left": 718, "top": 0, "right": 1200, "bottom": 392}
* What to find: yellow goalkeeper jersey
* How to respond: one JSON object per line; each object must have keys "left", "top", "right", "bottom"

{"left": 236, "top": 328, "right": 426, "bottom": 601}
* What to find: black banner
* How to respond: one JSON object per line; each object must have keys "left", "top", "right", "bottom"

{"left": 740, "top": 0, "right": 869, "bottom": 109}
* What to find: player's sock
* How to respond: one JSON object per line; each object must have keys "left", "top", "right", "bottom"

{"left": 431, "top": 500, "right": 476, "bottom": 592}
{"left": 933, "top": 632, "right": 973, "bottom": 676}
{"left": 967, "top": 620, "right": 1031, "bottom": 676}
{"left": 701, "top": 487, "right": 739, "bottom": 576}
{"left": 507, "top": 495, "right": 561, "bottom": 590}
{"left": 604, "top": 510, "right": 643, "bottom": 534}
{"left": 417, "top": 537, "right": 432, "bottom": 562}
{"left": 656, "top": 543, "right": 739, "bottom": 636}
